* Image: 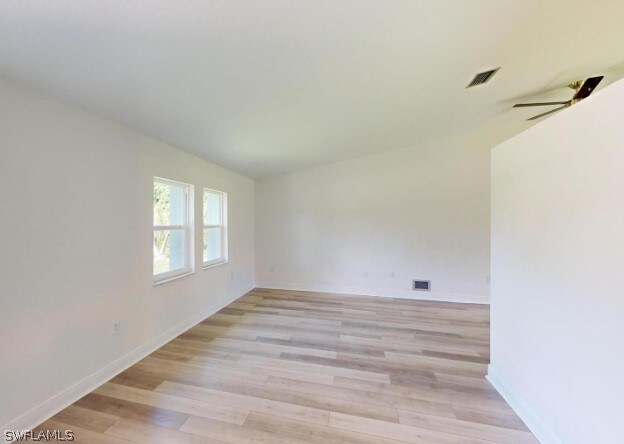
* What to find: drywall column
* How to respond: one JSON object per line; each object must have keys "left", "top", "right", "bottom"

{"left": 489, "top": 79, "right": 624, "bottom": 444}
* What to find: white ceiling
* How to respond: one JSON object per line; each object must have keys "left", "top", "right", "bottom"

{"left": 1, "top": 1, "right": 624, "bottom": 177}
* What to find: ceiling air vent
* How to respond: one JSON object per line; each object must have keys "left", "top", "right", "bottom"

{"left": 466, "top": 67, "right": 500, "bottom": 88}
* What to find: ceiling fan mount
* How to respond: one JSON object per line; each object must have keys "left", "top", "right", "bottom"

{"left": 513, "top": 76, "right": 604, "bottom": 121}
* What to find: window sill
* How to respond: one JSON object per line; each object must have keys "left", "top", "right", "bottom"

{"left": 203, "top": 260, "right": 228, "bottom": 270}
{"left": 153, "top": 270, "right": 195, "bottom": 286}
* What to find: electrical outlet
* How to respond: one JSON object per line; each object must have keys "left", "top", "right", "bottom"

{"left": 231, "top": 272, "right": 235, "bottom": 281}
{"left": 112, "top": 321, "right": 121, "bottom": 336}
{"left": 364, "top": 271, "right": 369, "bottom": 278}
{"left": 390, "top": 272, "right": 396, "bottom": 278}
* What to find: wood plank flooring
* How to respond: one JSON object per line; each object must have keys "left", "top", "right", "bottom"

{"left": 35, "top": 288, "right": 537, "bottom": 443}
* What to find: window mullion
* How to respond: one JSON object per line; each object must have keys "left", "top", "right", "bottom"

{"left": 154, "top": 225, "right": 185, "bottom": 231}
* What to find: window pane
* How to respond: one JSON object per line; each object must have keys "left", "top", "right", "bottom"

{"left": 153, "top": 229, "right": 187, "bottom": 275}
{"left": 154, "top": 181, "right": 186, "bottom": 226}
{"left": 203, "top": 191, "right": 222, "bottom": 225}
{"left": 203, "top": 227, "right": 222, "bottom": 263}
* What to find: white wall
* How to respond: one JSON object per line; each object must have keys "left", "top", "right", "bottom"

{"left": 489, "top": 80, "right": 624, "bottom": 444}
{"left": 0, "top": 76, "right": 255, "bottom": 429}
{"left": 255, "top": 129, "right": 512, "bottom": 303}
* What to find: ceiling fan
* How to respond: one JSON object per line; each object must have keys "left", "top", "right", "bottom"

{"left": 513, "top": 76, "right": 604, "bottom": 121}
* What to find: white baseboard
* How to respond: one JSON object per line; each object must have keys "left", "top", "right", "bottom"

{"left": 256, "top": 281, "right": 489, "bottom": 304}
{"left": 2, "top": 285, "right": 253, "bottom": 433}
{"left": 487, "top": 365, "right": 562, "bottom": 444}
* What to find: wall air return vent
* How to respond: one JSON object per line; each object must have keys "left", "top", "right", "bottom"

{"left": 466, "top": 67, "right": 500, "bottom": 88}
{"left": 413, "top": 280, "right": 431, "bottom": 291}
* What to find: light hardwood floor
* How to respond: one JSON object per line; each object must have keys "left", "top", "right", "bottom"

{"left": 35, "top": 288, "right": 537, "bottom": 443}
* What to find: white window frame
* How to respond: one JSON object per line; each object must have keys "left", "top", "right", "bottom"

{"left": 202, "top": 188, "right": 228, "bottom": 268}
{"left": 153, "top": 177, "right": 194, "bottom": 284}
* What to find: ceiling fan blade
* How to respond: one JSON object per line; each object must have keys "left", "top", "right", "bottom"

{"left": 573, "top": 76, "right": 604, "bottom": 100}
{"left": 527, "top": 105, "right": 566, "bottom": 121}
{"left": 513, "top": 101, "right": 569, "bottom": 108}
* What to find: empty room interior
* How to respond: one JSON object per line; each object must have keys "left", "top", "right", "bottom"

{"left": 1, "top": 1, "right": 623, "bottom": 443}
